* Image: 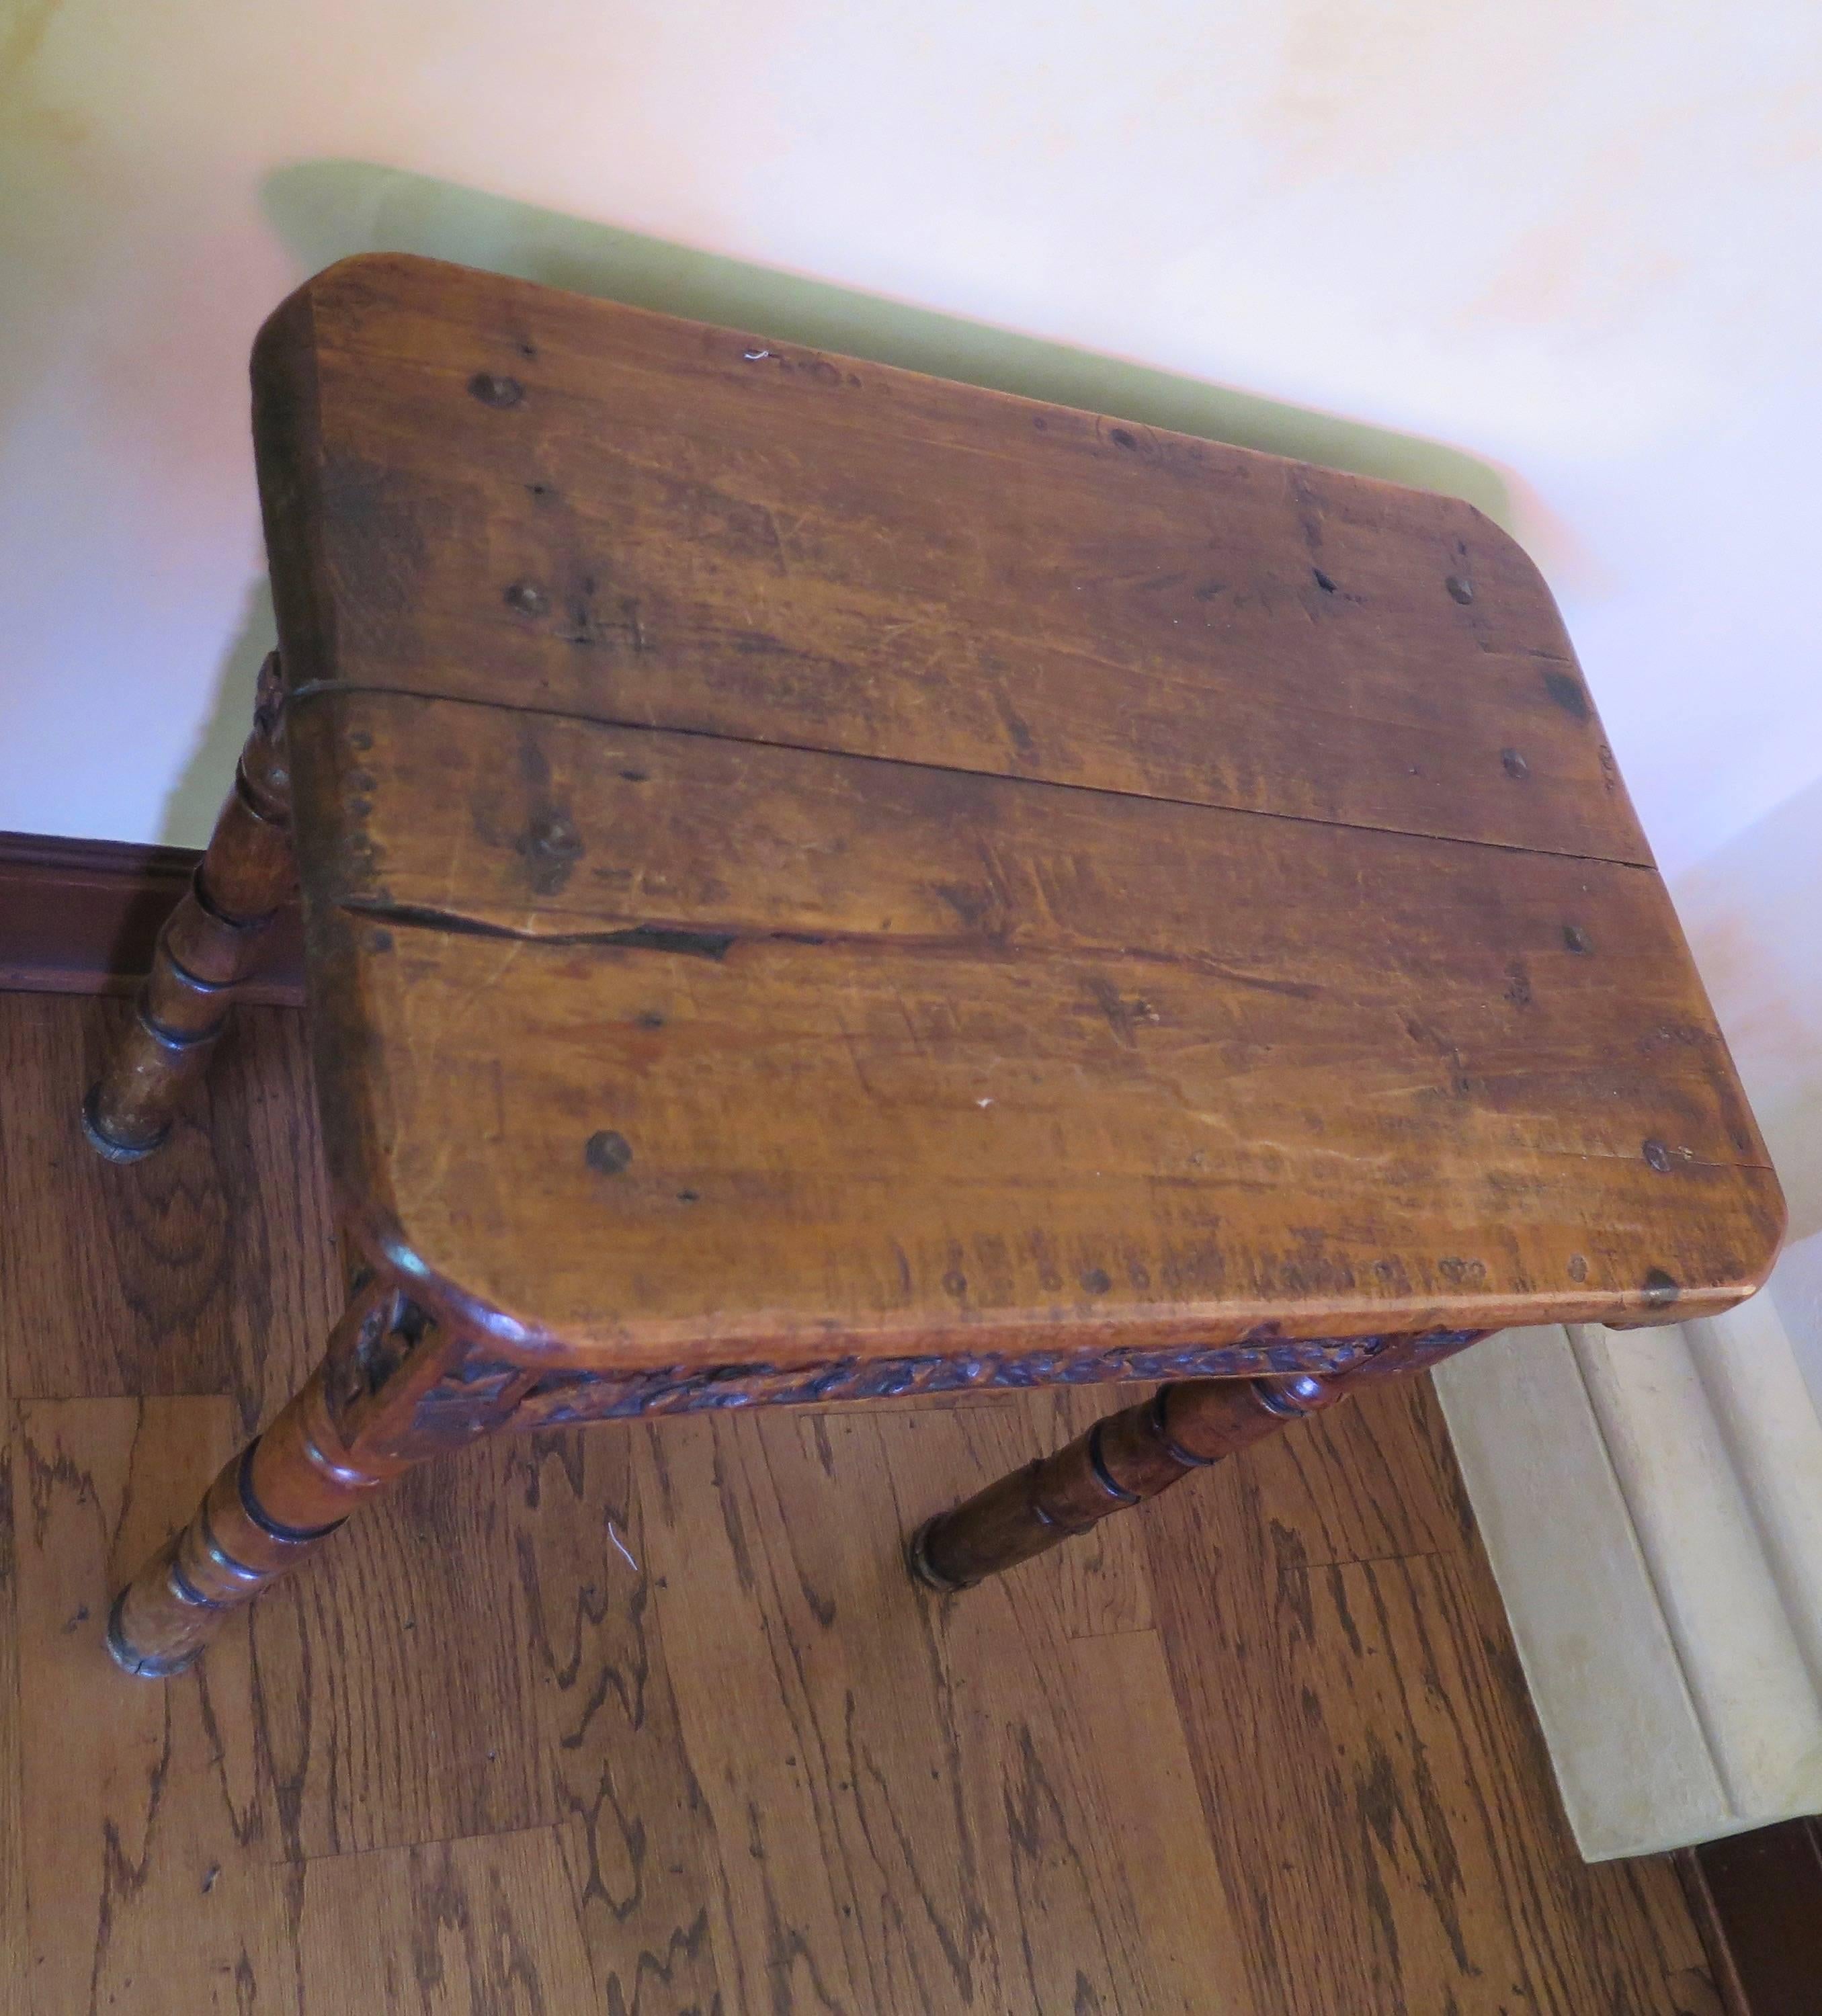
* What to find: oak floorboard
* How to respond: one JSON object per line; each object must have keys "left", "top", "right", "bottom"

{"left": 12, "top": 1397, "right": 297, "bottom": 2016}
{"left": 1233, "top": 1374, "right": 1475, "bottom": 1568}
{"left": 635, "top": 1407, "right": 1000, "bottom": 2015}
{"left": 508, "top": 1426, "right": 731, "bottom": 2016}
{"left": 294, "top": 1821, "right": 599, "bottom": 2014}
{"left": 248, "top": 1435, "right": 560, "bottom": 1861}
{"left": 1145, "top": 1472, "right": 1716, "bottom": 2016}
{"left": 0, "top": 996, "right": 332, "bottom": 1432}
{"left": 880, "top": 1404, "right": 1253, "bottom": 2014}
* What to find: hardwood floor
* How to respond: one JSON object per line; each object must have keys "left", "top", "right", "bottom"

{"left": 0, "top": 993, "right": 1721, "bottom": 2015}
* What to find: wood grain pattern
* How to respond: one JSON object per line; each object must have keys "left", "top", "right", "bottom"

{"left": 633, "top": 1407, "right": 992, "bottom": 2013}
{"left": 294, "top": 1822, "right": 599, "bottom": 2013}
{"left": 282, "top": 683, "right": 1777, "bottom": 1363}
{"left": 250, "top": 1431, "right": 559, "bottom": 1860}
{"left": 12, "top": 1397, "right": 300, "bottom": 2015}
{"left": 255, "top": 253, "right": 1647, "bottom": 866}
{"left": 2, "top": 989, "right": 1724, "bottom": 2013}
{"left": 507, "top": 1427, "right": 729, "bottom": 2015}
{"left": 241, "top": 249, "right": 1780, "bottom": 1379}
{"left": 1143, "top": 1416, "right": 1719, "bottom": 2016}
{"left": 0, "top": 994, "right": 332, "bottom": 1434}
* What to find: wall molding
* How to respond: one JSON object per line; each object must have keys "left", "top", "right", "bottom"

{"left": 0, "top": 830, "right": 303, "bottom": 1003}
{"left": 1434, "top": 1296, "right": 1822, "bottom": 1860}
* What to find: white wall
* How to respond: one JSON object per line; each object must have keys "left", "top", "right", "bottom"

{"left": 4, "top": 0, "right": 1819, "bottom": 1314}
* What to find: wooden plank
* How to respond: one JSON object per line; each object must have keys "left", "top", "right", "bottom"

{"left": 0, "top": 996, "right": 331, "bottom": 1434}
{"left": 12, "top": 1397, "right": 298, "bottom": 2015}
{"left": 1145, "top": 1458, "right": 1723, "bottom": 2016}
{"left": 876, "top": 1403, "right": 1255, "bottom": 2015}
{"left": 632, "top": 1407, "right": 1000, "bottom": 2015}
{"left": 294, "top": 1821, "right": 597, "bottom": 2013}
{"left": 247, "top": 1433, "right": 559, "bottom": 1859}
{"left": 290, "top": 885, "right": 1780, "bottom": 1366}
{"left": 505, "top": 1425, "right": 731, "bottom": 2015}
{"left": 1067, "top": 1628, "right": 1258, "bottom": 2007}
{"left": 1231, "top": 1373, "right": 1474, "bottom": 1569}
{"left": 254, "top": 252, "right": 1649, "bottom": 866}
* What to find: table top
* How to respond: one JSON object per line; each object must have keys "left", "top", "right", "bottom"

{"left": 253, "top": 252, "right": 1782, "bottom": 1370}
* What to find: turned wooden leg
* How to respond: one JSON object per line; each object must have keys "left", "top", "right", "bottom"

{"left": 84, "top": 653, "right": 293, "bottom": 1161}
{"left": 908, "top": 1333, "right": 1484, "bottom": 1591}
{"left": 107, "top": 1273, "right": 530, "bottom": 1677}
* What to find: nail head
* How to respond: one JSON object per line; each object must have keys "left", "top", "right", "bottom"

{"left": 469, "top": 373, "right": 524, "bottom": 408}
{"left": 585, "top": 1130, "right": 632, "bottom": 1175}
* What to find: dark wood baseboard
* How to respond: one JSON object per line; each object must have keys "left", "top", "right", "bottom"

{"left": 0, "top": 830, "right": 304, "bottom": 1005}
{"left": 1677, "top": 1818, "right": 1822, "bottom": 2016}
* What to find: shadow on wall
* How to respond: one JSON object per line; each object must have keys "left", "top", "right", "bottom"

{"left": 262, "top": 161, "right": 1515, "bottom": 513}
{"left": 1673, "top": 771, "right": 1822, "bottom": 1249}
{"left": 163, "top": 575, "right": 278, "bottom": 845}
{"left": 166, "top": 159, "right": 1516, "bottom": 840}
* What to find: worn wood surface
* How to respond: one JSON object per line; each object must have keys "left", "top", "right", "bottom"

{"left": 255, "top": 255, "right": 1645, "bottom": 864}
{"left": 245, "top": 253, "right": 1779, "bottom": 1368}
{"left": 0, "top": 990, "right": 1725, "bottom": 2012}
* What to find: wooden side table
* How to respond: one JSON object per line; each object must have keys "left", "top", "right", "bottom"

{"left": 87, "top": 254, "right": 1783, "bottom": 1678}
